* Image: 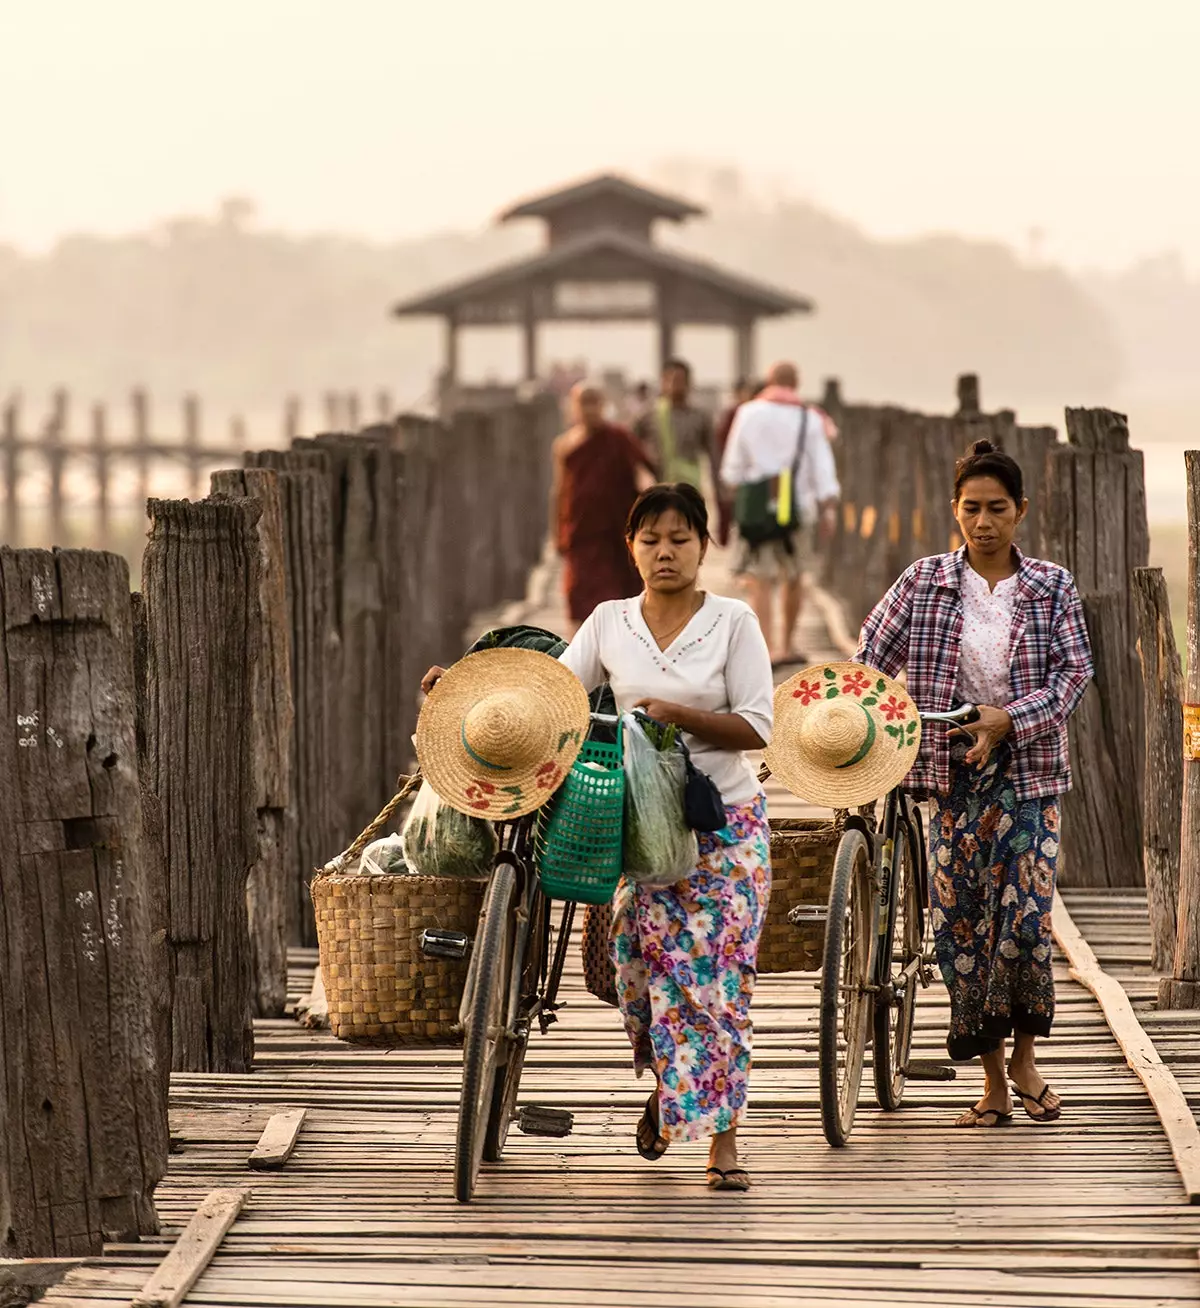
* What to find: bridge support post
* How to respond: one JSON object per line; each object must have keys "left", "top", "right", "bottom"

{"left": 1160, "top": 450, "right": 1200, "bottom": 1008}
{"left": 0, "top": 548, "right": 168, "bottom": 1255}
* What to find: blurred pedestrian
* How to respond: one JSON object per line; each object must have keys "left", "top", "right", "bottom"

{"left": 719, "top": 361, "right": 839, "bottom": 665}
{"left": 635, "top": 358, "right": 713, "bottom": 490}
{"left": 550, "top": 383, "right": 656, "bottom": 634}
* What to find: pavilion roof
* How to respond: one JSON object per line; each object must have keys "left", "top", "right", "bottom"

{"left": 497, "top": 173, "right": 705, "bottom": 224}
{"left": 391, "top": 228, "right": 813, "bottom": 318}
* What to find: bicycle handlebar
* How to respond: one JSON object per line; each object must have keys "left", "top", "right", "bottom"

{"left": 918, "top": 704, "right": 980, "bottom": 726}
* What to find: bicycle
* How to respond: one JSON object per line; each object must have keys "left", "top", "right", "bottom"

{"left": 424, "top": 710, "right": 618, "bottom": 1203}
{"left": 805, "top": 702, "right": 979, "bottom": 1146}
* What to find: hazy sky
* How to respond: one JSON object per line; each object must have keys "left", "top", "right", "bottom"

{"left": 3, "top": 0, "right": 1197, "bottom": 270}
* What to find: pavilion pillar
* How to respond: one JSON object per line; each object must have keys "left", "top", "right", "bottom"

{"left": 734, "top": 320, "right": 755, "bottom": 383}
{"left": 444, "top": 313, "right": 460, "bottom": 385}
{"left": 522, "top": 294, "right": 538, "bottom": 383}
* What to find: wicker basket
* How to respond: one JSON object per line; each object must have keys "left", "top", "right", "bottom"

{"left": 310, "top": 774, "right": 487, "bottom": 1046}
{"left": 757, "top": 815, "right": 846, "bottom": 975}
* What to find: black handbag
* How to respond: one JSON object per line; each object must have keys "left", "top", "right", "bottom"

{"left": 678, "top": 736, "right": 727, "bottom": 832}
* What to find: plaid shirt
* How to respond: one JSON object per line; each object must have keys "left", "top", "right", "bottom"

{"left": 855, "top": 548, "right": 1094, "bottom": 799}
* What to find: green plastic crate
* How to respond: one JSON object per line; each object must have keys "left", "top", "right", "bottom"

{"left": 535, "top": 724, "right": 625, "bottom": 904}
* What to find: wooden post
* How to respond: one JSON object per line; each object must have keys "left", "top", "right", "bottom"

{"left": 375, "top": 389, "right": 393, "bottom": 422}
{"left": 44, "top": 389, "right": 69, "bottom": 545}
{"left": 230, "top": 414, "right": 247, "bottom": 452}
{"left": 93, "top": 404, "right": 111, "bottom": 551}
{"left": 956, "top": 373, "right": 981, "bottom": 417}
{"left": 323, "top": 392, "right": 339, "bottom": 431}
{"left": 132, "top": 390, "right": 151, "bottom": 526}
{"left": 2, "top": 398, "right": 19, "bottom": 546}
{"left": 1160, "top": 451, "right": 1200, "bottom": 1008}
{"left": 284, "top": 396, "right": 301, "bottom": 443}
{"left": 183, "top": 395, "right": 201, "bottom": 501}
{"left": 141, "top": 498, "right": 262, "bottom": 1069}
{"left": 243, "top": 450, "right": 342, "bottom": 947}
{"left": 210, "top": 470, "right": 295, "bottom": 1018}
{"left": 821, "top": 378, "right": 843, "bottom": 413}
{"left": 0, "top": 548, "right": 168, "bottom": 1255}
{"left": 1133, "top": 567, "right": 1183, "bottom": 972}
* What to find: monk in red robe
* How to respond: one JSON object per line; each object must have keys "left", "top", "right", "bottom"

{"left": 550, "top": 384, "right": 657, "bottom": 631}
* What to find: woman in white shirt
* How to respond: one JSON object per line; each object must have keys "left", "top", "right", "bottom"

{"left": 559, "top": 484, "right": 774, "bottom": 1193}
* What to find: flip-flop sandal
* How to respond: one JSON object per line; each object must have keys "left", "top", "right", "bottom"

{"left": 706, "top": 1166, "right": 751, "bottom": 1192}
{"left": 1010, "top": 1080, "right": 1062, "bottom": 1123}
{"left": 636, "top": 1091, "right": 668, "bottom": 1160}
{"left": 955, "top": 1106, "right": 1013, "bottom": 1128}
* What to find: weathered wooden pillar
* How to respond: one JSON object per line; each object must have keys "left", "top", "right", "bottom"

{"left": 0, "top": 548, "right": 168, "bottom": 1256}
{"left": 210, "top": 470, "right": 296, "bottom": 1018}
{"left": 445, "top": 314, "right": 460, "bottom": 384}
{"left": 1133, "top": 567, "right": 1183, "bottom": 972}
{"left": 1160, "top": 451, "right": 1200, "bottom": 1008}
{"left": 956, "top": 373, "right": 981, "bottom": 417}
{"left": 142, "top": 498, "right": 261, "bottom": 1069}
{"left": 244, "top": 450, "right": 342, "bottom": 946}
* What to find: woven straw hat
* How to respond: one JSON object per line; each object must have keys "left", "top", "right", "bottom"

{"left": 764, "top": 662, "right": 921, "bottom": 808}
{"left": 416, "top": 648, "right": 590, "bottom": 820}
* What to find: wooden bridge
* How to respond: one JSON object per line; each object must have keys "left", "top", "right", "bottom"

{"left": 3, "top": 380, "right": 1200, "bottom": 1308}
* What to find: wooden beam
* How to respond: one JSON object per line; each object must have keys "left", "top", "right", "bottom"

{"left": 130, "top": 1188, "right": 249, "bottom": 1308}
{"left": 1052, "top": 891, "right": 1200, "bottom": 1202}
{"left": 248, "top": 1108, "right": 306, "bottom": 1171}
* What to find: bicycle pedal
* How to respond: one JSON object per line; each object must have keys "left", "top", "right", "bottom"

{"left": 517, "top": 1105, "right": 574, "bottom": 1137}
{"left": 419, "top": 928, "right": 470, "bottom": 960}
{"left": 903, "top": 1060, "right": 957, "bottom": 1081}
{"left": 788, "top": 903, "right": 828, "bottom": 925}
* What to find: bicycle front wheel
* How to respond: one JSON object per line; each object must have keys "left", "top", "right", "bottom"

{"left": 873, "top": 814, "right": 923, "bottom": 1111}
{"left": 454, "top": 859, "right": 516, "bottom": 1202}
{"left": 819, "top": 828, "right": 877, "bottom": 1147}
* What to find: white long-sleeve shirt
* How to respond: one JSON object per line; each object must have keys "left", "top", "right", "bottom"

{"left": 719, "top": 400, "right": 841, "bottom": 520}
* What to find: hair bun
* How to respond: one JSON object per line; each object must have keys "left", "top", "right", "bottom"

{"left": 970, "top": 438, "right": 996, "bottom": 456}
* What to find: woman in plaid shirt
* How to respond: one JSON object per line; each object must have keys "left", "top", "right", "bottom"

{"left": 857, "top": 440, "right": 1093, "bottom": 1128}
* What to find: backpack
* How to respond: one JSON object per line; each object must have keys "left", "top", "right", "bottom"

{"left": 734, "top": 407, "right": 809, "bottom": 546}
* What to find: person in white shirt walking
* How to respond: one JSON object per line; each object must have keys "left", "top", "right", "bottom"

{"left": 719, "top": 362, "right": 840, "bottom": 666}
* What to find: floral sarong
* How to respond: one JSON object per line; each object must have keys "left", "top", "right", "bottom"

{"left": 611, "top": 793, "right": 770, "bottom": 1142}
{"left": 929, "top": 741, "right": 1058, "bottom": 1061}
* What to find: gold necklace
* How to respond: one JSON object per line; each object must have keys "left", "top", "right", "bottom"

{"left": 646, "top": 594, "right": 703, "bottom": 648}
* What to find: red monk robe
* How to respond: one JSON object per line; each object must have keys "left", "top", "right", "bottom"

{"left": 554, "top": 422, "right": 655, "bottom": 624}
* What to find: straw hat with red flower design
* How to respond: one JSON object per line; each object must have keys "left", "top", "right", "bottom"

{"left": 764, "top": 662, "right": 921, "bottom": 808}
{"left": 415, "top": 648, "right": 590, "bottom": 820}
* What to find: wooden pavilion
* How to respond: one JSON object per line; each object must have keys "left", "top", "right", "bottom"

{"left": 391, "top": 173, "right": 813, "bottom": 390}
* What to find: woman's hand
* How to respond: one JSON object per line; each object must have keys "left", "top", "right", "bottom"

{"left": 957, "top": 705, "right": 1012, "bottom": 767}
{"left": 634, "top": 697, "right": 685, "bottom": 726}
{"left": 421, "top": 665, "right": 448, "bottom": 695}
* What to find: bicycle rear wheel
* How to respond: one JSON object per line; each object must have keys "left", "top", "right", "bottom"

{"left": 819, "top": 828, "right": 877, "bottom": 1147}
{"left": 454, "top": 859, "right": 516, "bottom": 1202}
{"left": 873, "top": 814, "right": 923, "bottom": 1111}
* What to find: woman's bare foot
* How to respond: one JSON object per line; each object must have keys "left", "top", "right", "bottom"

{"left": 706, "top": 1127, "right": 750, "bottom": 1191}
{"left": 1008, "top": 1059, "right": 1063, "bottom": 1121}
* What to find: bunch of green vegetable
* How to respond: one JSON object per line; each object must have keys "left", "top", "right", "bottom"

{"left": 622, "top": 713, "right": 697, "bottom": 887}
{"left": 401, "top": 781, "right": 497, "bottom": 879}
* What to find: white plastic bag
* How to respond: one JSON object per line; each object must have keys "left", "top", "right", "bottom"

{"left": 358, "top": 834, "right": 407, "bottom": 876}
{"left": 621, "top": 712, "right": 698, "bottom": 887}
{"left": 400, "top": 780, "right": 498, "bottom": 879}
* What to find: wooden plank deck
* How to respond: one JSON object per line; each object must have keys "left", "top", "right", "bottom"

{"left": 36, "top": 560, "right": 1200, "bottom": 1307}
